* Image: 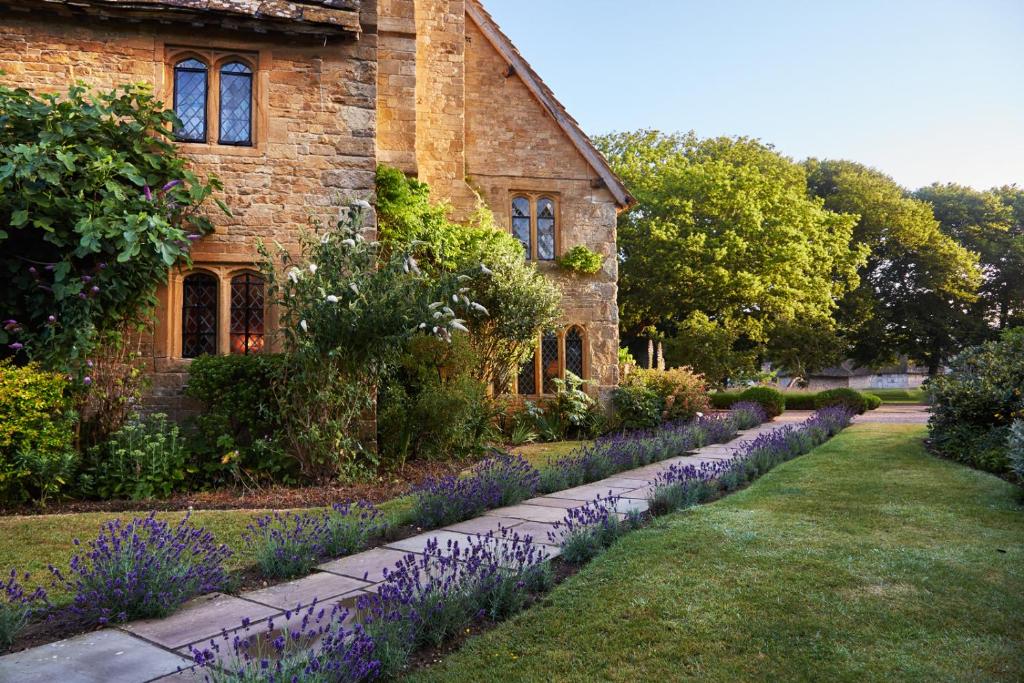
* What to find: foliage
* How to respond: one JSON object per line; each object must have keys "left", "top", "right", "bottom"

{"left": 737, "top": 386, "right": 785, "bottom": 418}
{"left": 1, "top": 570, "right": 47, "bottom": 651}
{"left": 814, "top": 388, "right": 870, "bottom": 415}
{"left": 647, "top": 461, "right": 728, "bottom": 516}
{"left": 189, "top": 603, "right": 379, "bottom": 683}
{"left": 410, "top": 453, "right": 539, "bottom": 528}
{"left": 0, "top": 361, "right": 77, "bottom": 505}
{"left": 730, "top": 401, "right": 769, "bottom": 430}
{"left": 551, "top": 497, "right": 631, "bottom": 565}
{"left": 50, "top": 512, "right": 232, "bottom": 624}
{"left": 613, "top": 367, "right": 710, "bottom": 429}
{"left": 261, "top": 203, "right": 482, "bottom": 480}
{"left": 556, "top": 245, "right": 604, "bottom": 275}
{"left": 806, "top": 160, "right": 982, "bottom": 373}
{"left": 1009, "top": 420, "right": 1024, "bottom": 481}
{"left": 376, "top": 165, "right": 562, "bottom": 390}
{"left": 80, "top": 413, "right": 190, "bottom": 501}
{"left": 862, "top": 392, "right": 882, "bottom": 410}
{"left": 618, "top": 346, "right": 637, "bottom": 367}
{"left": 76, "top": 335, "right": 149, "bottom": 451}
{"left": 710, "top": 391, "right": 742, "bottom": 409}
{"left": 184, "top": 354, "right": 293, "bottom": 485}
{"left": 244, "top": 504, "right": 382, "bottom": 580}
{"left": 595, "top": 131, "right": 865, "bottom": 383}
{"left": 534, "top": 372, "right": 603, "bottom": 441}
{"left": 926, "top": 328, "right": 1024, "bottom": 474}
{"left": 378, "top": 335, "right": 495, "bottom": 466}
{"left": 0, "top": 81, "right": 225, "bottom": 372}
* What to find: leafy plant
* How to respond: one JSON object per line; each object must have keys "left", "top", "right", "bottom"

{"left": 556, "top": 245, "right": 604, "bottom": 275}
{"left": 245, "top": 511, "right": 329, "bottom": 580}
{"left": 1009, "top": 420, "right": 1024, "bottom": 481}
{"left": 0, "top": 82, "right": 225, "bottom": 372}
{"left": 814, "top": 387, "right": 870, "bottom": 414}
{"left": 530, "top": 372, "right": 602, "bottom": 441}
{"left": 738, "top": 386, "right": 785, "bottom": 418}
{"left": 613, "top": 367, "right": 711, "bottom": 428}
{"left": 730, "top": 401, "right": 768, "bottom": 430}
{"left": 551, "top": 497, "right": 629, "bottom": 565}
{"left": 80, "top": 413, "right": 190, "bottom": 500}
{"left": 50, "top": 512, "right": 232, "bottom": 624}
{"left": 0, "top": 360, "right": 77, "bottom": 505}
{"left": 1, "top": 570, "right": 47, "bottom": 651}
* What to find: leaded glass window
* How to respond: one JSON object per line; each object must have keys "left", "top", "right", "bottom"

{"left": 517, "top": 347, "right": 537, "bottom": 395}
{"left": 173, "top": 58, "right": 208, "bottom": 143}
{"left": 537, "top": 198, "right": 556, "bottom": 261}
{"left": 182, "top": 273, "right": 217, "bottom": 358}
{"left": 230, "top": 272, "right": 265, "bottom": 355}
{"left": 512, "top": 196, "right": 531, "bottom": 258}
{"left": 219, "top": 61, "right": 253, "bottom": 146}
{"left": 541, "top": 331, "right": 559, "bottom": 395}
{"left": 566, "top": 326, "right": 584, "bottom": 378}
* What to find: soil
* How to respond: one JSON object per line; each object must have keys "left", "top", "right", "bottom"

{"left": 0, "top": 459, "right": 469, "bottom": 517}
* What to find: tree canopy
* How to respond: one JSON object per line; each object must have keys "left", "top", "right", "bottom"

{"left": 595, "top": 130, "right": 864, "bottom": 383}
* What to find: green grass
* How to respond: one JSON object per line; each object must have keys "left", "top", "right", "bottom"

{"left": 408, "top": 424, "right": 1024, "bottom": 683}
{"left": 512, "top": 440, "right": 590, "bottom": 469}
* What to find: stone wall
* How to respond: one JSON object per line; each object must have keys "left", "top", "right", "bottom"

{"left": 0, "top": 9, "right": 378, "bottom": 419}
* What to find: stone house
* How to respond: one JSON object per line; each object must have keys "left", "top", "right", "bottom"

{"left": 0, "top": 0, "right": 634, "bottom": 420}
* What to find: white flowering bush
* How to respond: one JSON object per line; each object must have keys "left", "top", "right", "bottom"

{"left": 260, "top": 203, "right": 486, "bottom": 479}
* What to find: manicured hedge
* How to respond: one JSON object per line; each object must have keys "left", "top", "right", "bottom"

{"left": 711, "top": 388, "right": 883, "bottom": 414}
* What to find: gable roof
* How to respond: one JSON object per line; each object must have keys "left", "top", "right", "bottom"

{"left": 466, "top": 0, "right": 635, "bottom": 210}
{"left": 0, "top": 0, "right": 362, "bottom": 35}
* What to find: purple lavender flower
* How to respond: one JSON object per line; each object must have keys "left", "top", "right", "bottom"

{"left": 143, "top": 185, "right": 153, "bottom": 202}
{"left": 1, "top": 570, "right": 48, "bottom": 650}
{"left": 411, "top": 453, "right": 539, "bottom": 528}
{"left": 49, "top": 513, "right": 232, "bottom": 625}
{"left": 7, "top": 343, "right": 23, "bottom": 351}
{"left": 161, "top": 179, "right": 183, "bottom": 193}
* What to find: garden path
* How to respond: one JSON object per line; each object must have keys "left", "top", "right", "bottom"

{"left": 0, "top": 412, "right": 820, "bottom": 683}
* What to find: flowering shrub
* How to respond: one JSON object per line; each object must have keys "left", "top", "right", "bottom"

{"left": 613, "top": 367, "right": 711, "bottom": 428}
{"left": 50, "top": 513, "right": 232, "bottom": 624}
{"left": 1, "top": 570, "right": 47, "bottom": 651}
{"left": 731, "top": 401, "right": 769, "bottom": 430}
{"left": 0, "top": 361, "right": 77, "bottom": 505}
{"left": 550, "top": 497, "right": 632, "bottom": 565}
{"left": 647, "top": 461, "right": 729, "bottom": 516}
{"left": 190, "top": 603, "right": 380, "bottom": 683}
{"left": 324, "top": 502, "right": 384, "bottom": 558}
{"left": 80, "top": 413, "right": 190, "bottom": 501}
{"left": 358, "top": 529, "right": 550, "bottom": 677}
{"left": 411, "top": 453, "right": 539, "bottom": 528}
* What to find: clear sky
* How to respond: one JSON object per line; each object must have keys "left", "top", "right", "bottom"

{"left": 483, "top": 0, "right": 1024, "bottom": 191}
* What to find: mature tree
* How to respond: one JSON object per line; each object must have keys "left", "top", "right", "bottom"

{"left": 806, "top": 160, "right": 982, "bottom": 374}
{"left": 595, "top": 130, "right": 864, "bottom": 384}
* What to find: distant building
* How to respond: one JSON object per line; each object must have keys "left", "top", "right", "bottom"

{"left": 774, "top": 359, "right": 931, "bottom": 391}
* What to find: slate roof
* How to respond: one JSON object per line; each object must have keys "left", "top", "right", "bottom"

{"left": 466, "top": 0, "right": 636, "bottom": 210}
{"left": 1, "top": 0, "right": 362, "bottom": 34}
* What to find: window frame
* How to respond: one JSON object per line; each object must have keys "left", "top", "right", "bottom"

{"left": 509, "top": 192, "right": 560, "bottom": 262}
{"left": 181, "top": 270, "right": 219, "bottom": 359}
{"left": 514, "top": 325, "right": 589, "bottom": 397}
{"left": 172, "top": 58, "right": 209, "bottom": 143}
{"left": 218, "top": 61, "right": 255, "bottom": 147}
{"left": 166, "top": 47, "right": 259, "bottom": 149}
{"left": 229, "top": 270, "right": 266, "bottom": 355}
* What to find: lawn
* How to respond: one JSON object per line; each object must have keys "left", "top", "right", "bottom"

{"left": 867, "top": 387, "right": 927, "bottom": 404}
{"left": 408, "top": 423, "right": 1024, "bottom": 683}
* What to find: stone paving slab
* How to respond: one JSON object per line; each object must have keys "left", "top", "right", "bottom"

{"left": 384, "top": 530, "right": 474, "bottom": 554}
{"left": 518, "top": 496, "right": 584, "bottom": 510}
{"left": 484, "top": 503, "right": 575, "bottom": 523}
{"left": 242, "top": 572, "right": 370, "bottom": 611}
{"left": 443, "top": 516, "right": 524, "bottom": 535}
{"left": 544, "top": 483, "right": 633, "bottom": 501}
{"left": 153, "top": 667, "right": 205, "bottom": 682}
{"left": 121, "top": 593, "right": 280, "bottom": 651}
{"left": 600, "top": 476, "right": 654, "bottom": 488}
{"left": 0, "top": 629, "right": 192, "bottom": 683}
{"left": 613, "top": 498, "right": 650, "bottom": 515}
{"left": 318, "top": 547, "right": 410, "bottom": 583}
{"left": 505, "top": 520, "right": 565, "bottom": 545}
{"left": 620, "top": 484, "right": 656, "bottom": 500}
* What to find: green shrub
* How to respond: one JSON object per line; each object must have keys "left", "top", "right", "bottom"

{"left": 0, "top": 361, "right": 77, "bottom": 505}
{"left": 184, "top": 354, "right": 293, "bottom": 485}
{"left": 814, "top": 388, "right": 869, "bottom": 414}
{"left": 1009, "top": 420, "right": 1024, "bottom": 481}
{"left": 612, "top": 381, "right": 663, "bottom": 430}
{"left": 80, "top": 413, "right": 190, "bottom": 500}
{"left": 556, "top": 245, "right": 604, "bottom": 275}
{"left": 781, "top": 392, "right": 817, "bottom": 410}
{"left": 926, "top": 329, "right": 1024, "bottom": 474}
{"left": 738, "top": 386, "right": 785, "bottom": 418}
{"left": 710, "top": 391, "right": 741, "bottom": 409}
{"left": 613, "top": 368, "right": 710, "bottom": 429}
{"left": 862, "top": 392, "right": 882, "bottom": 410}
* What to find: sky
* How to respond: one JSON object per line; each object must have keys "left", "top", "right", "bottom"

{"left": 483, "top": 0, "right": 1024, "bottom": 191}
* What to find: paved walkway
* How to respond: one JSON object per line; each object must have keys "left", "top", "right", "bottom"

{"left": 855, "top": 404, "right": 929, "bottom": 424}
{"left": 0, "top": 412, "right": 818, "bottom": 683}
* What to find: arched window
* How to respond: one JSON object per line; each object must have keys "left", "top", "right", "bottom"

{"left": 173, "top": 58, "right": 208, "bottom": 142}
{"left": 219, "top": 61, "right": 253, "bottom": 146}
{"left": 517, "top": 347, "right": 537, "bottom": 396}
{"left": 565, "top": 326, "right": 585, "bottom": 378}
{"left": 541, "top": 331, "right": 560, "bottom": 394}
{"left": 230, "top": 272, "right": 265, "bottom": 355}
{"left": 182, "top": 273, "right": 218, "bottom": 358}
{"left": 536, "top": 198, "right": 556, "bottom": 261}
{"left": 511, "top": 196, "right": 532, "bottom": 258}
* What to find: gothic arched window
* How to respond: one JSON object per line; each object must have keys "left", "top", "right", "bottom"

{"left": 565, "top": 326, "right": 585, "bottom": 378}
{"left": 512, "top": 196, "right": 532, "bottom": 258}
{"left": 230, "top": 272, "right": 265, "bottom": 355}
{"left": 182, "top": 273, "right": 218, "bottom": 358}
{"left": 536, "top": 197, "right": 556, "bottom": 261}
{"left": 173, "top": 58, "right": 208, "bottom": 142}
{"left": 219, "top": 61, "right": 253, "bottom": 145}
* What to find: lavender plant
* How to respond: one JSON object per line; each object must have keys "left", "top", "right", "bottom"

{"left": 550, "top": 496, "right": 628, "bottom": 565}
{"left": 323, "top": 501, "right": 384, "bottom": 558}
{"left": 245, "top": 511, "right": 330, "bottom": 580}
{"left": 189, "top": 602, "right": 380, "bottom": 682}
{"left": 1, "top": 570, "right": 47, "bottom": 650}
{"left": 50, "top": 513, "right": 232, "bottom": 624}
{"left": 730, "top": 401, "right": 769, "bottom": 430}
{"left": 647, "top": 460, "right": 730, "bottom": 516}
{"left": 411, "top": 452, "right": 539, "bottom": 528}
